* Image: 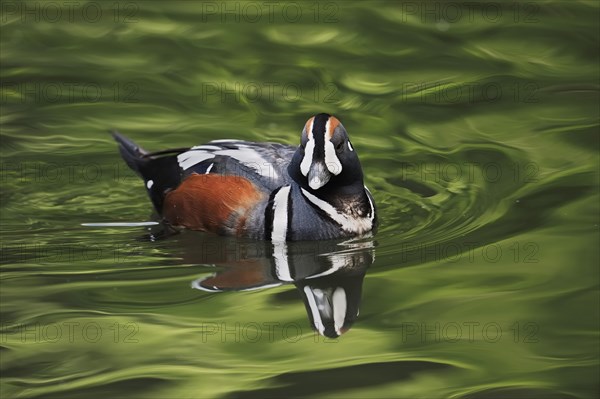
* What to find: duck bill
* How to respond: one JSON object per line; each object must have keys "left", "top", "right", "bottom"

{"left": 307, "top": 162, "right": 331, "bottom": 190}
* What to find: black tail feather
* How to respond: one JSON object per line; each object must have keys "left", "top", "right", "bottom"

{"left": 112, "top": 131, "right": 186, "bottom": 213}
{"left": 112, "top": 131, "right": 149, "bottom": 176}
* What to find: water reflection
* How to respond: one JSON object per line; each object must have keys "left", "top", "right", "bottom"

{"left": 170, "top": 232, "right": 375, "bottom": 338}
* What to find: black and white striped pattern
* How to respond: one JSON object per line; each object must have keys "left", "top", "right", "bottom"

{"left": 264, "top": 185, "right": 292, "bottom": 242}
{"left": 300, "top": 114, "right": 343, "bottom": 190}
{"left": 177, "top": 141, "right": 279, "bottom": 179}
{"left": 264, "top": 184, "right": 375, "bottom": 241}
{"left": 264, "top": 185, "right": 294, "bottom": 281}
{"left": 271, "top": 186, "right": 291, "bottom": 241}
{"left": 300, "top": 187, "right": 376, "bottom": 235}
{"left": 304, "top": 286, "right": 348, "bottom": 336}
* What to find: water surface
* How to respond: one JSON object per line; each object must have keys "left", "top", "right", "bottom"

{"left": 1, "top": 1, "right": 599, "bottom": 398}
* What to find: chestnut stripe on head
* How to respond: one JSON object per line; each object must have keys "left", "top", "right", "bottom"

{"left": 325, "top": 116, "right": 340, "bottom": 140}
{"left": 304, "top": 116, "right": 315, "bottom": 139}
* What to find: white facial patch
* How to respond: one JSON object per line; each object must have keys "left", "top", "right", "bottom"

{"left": 324, "top": 140, "right": 342, "bottom": 175}
{"left": 348, "top": 141, "right": 354, "bottom": 151}
{"left": 300, "top": 139, "right": 314, "bottom": 176}
{"left": 324, "top": 118, "right": 342, "bottom": 175}
{"left": 300, "top": 119, "right": 315, "bottom": 176}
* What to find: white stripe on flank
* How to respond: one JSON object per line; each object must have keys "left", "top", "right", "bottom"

{"left": 300, "top": 188, "right": 374, "bottom": 234}
{"left": 271, "top": 186, "right": 291, "bottom": 242}
{"left": 304, "top": 286, "right": 325, "bottom": 335}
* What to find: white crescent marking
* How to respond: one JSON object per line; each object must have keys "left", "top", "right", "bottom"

{"left": 300, "top": 188, "right": 374, "bottom": 234}
{"left": 271, "top": 186, "right": 291, "bottom": 242}
{"left": 273, "top": 241, "right": 293, "bottom": 281}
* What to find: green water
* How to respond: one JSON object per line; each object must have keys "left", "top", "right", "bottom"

{"left": 1, "top": 1, "right": 599, "bottom": 398}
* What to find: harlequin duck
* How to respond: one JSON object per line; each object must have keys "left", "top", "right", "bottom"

{"left": 113, "top": 113, "right": 378, "bottom": 241}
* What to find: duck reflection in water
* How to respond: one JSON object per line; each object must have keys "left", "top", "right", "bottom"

{"left": 172, "top": 232, "right": 375, "bottom": 338}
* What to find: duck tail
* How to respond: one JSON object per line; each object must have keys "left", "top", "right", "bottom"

{"left": 112, "top": 131, "right": 185, "bottom": 213}
{"left": 112, "top": 131, "right": 149, "bottom": 176}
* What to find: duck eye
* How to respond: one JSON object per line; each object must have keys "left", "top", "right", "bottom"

{"left": 335, "top": 141, "right": 344, "bottom": 151}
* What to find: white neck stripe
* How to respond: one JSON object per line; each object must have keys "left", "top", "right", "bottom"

{"left": 300, "top": 188, "right": 374, "bottom": 234}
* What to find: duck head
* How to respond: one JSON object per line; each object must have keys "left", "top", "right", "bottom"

{"left": 289, "top": 113, "right": 364, "bottom": 191}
